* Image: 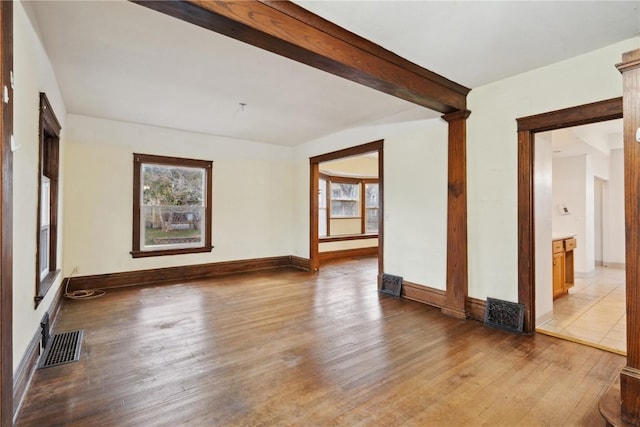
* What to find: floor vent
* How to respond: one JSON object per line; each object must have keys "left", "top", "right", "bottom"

{"left": 38, "top": 330, "right": 83, "bottom": 369}
{"left": 484, "top": 298, "right": 525, "bottom": 334}
{"left": 380, "top": 273, "right": 403, "bottom": 297}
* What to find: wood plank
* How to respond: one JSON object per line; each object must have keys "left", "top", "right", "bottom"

{"left": 0, "top": 1, "right": 13, "bottom": 424}
{"left": 517, "top": 97, "right": 622, "bottom": 132}
{"left": 318, "top": 247, "right": 377, "bottom": 263}
{"left": 131, "top": 1, "right": 469, "bottom": 113}
{"left": 15, "top": 258, "right": 624, "bottom": 425}
{"left": 617, "top": 48, "right": 640, "bottom": 425}
{"left": 442, "top": 110, "right": 471, "bottom": 319}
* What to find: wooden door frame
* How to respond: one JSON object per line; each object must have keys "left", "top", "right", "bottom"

{"left": 309, "top": 140, "right": 384, "bottom": 279}
{"left": 0, "top": 1, "right": 13, "bottom": 424}
{"left": 516, "top": 97, "right": 622, "bottom": 333}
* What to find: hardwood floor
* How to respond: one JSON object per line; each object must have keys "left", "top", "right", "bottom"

{"left": 16, "top": 257, "right": 624, "bottom": 426}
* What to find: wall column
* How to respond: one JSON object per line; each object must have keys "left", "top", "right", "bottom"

{"left": 0, "top": 1, "right": 13, "bottom": 424}
{"left": 617, "top": 48, "right": 640, "bottom": 425}
{"left": 442, "top": 110, "right": 471, "bottom": 319}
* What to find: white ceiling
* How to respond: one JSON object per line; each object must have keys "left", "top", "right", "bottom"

{"left": 27, "top": 1, "right": 639, "bottom": 147}
{"left": 540, "top": 118, "right": 623, "bottom": 159}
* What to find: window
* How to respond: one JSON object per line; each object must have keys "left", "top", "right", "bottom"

{"left": 365, "top": 182, "right": 379, "bottom": 233}
{"left": 35, "top": 93, "right": 61, "bottom": 306}
{"left": 330, "top": 181, "right": 360, "bottom": 217}
{"left": 318, "top": 178, "right": 327, "bottom": 237}
{"left": 132, "top": 154, "right": 213, "bottom": 258}
{"left": 319, "top": 173, "right": 379, "bottom": 237}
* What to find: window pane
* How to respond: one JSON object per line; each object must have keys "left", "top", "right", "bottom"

{"left": 365, "top": 183, "right": 379, "bottom": 233}
{"left": 41, "top": 176, "right": 50, "bottom": 227}
{"left": 331, "top": 183, "right": 359, "bottom": 217}
{"left": 142, "top": 205, "right": 205, "bottom": 249}
{"left": 319, "top": 208, "right": 327, "bottom": 237}
{"left": 319, "top": 179, "right": 327, "bottom": 209}
{"left": 40, "top": 226, "right": 49, "bottom": 278}
{"left": 141, "top": 164, "right": 206, "bottom": 251}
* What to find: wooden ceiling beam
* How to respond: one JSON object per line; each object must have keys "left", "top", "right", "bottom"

{"left": 131, "top": 0, "right": 469, "bottom": 113}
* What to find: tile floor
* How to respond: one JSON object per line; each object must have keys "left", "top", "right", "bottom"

{"left": 536, "top": 266, "right": 626, "bottom": 355}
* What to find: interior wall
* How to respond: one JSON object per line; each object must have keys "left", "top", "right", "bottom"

{"left": 606, "top": 148, "right": 625, "bottom": 266}
{"left": 12, "top": 1, "right": 68, "bottom": 370}
{"left": 534, "top": 134, "right": 553, "bottom": 325}
{"left": 467, "top": 36, "right": 639, "bottom": 302}
{"left": 552, "top": 155, "right": 591, "bottom": 274}
{"left": 63, "top": 114, "right": 294, "bottom": 277}
{"left": 293, "top": 118, "right": 448, "bottom": 289}
{"left": 320, "top": 156, "right": 378, "bottom": 176}
{"left": 594, "top": 177, "right": 604, "bottom": 265}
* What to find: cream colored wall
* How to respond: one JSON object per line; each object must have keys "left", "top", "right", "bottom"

{"left": 552, "top": 156, "right": 590, "bottom": 274}
{"left": 467, "top": 37, "right": 639, "bottom": 302}
{"left": 293, "top": 119, "right": 448, "bottom": 288}
{"left": 321, "top": 156, "right": 378, "bottom": 177}
{"left": 319, "top": 239, "right": 377, "bottom": 252}
{"left": 534, "top": 134, "right": 553, "bottom": 325}
{"left": 328, "top": 218, "right": 361, "bottom": 236}
{"left": 606, "top": 149, "right": 625, "bottom": 265}
{"left": 63, "top": 114, "right": 294, "bottom": 276}
{"left": 13, "top": 1, "right": 68, "bottom": 371}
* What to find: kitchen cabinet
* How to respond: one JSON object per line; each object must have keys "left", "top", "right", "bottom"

{"left": 552, "top": 237, "right": 576, "bottom": 299}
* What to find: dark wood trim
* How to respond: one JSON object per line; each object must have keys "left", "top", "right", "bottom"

{"left": 617, "top": 49, "right": 640, "bottom": 425}
{"left": 0, "top": 1, "right": 12, "bottom": 424}
{"left": 309, "top": 140, "right": 383, "bottom": 165}
{"left": 517, "top": 129, "right": 535, "bottom": 333}
{"left": 310, "top": 140, "right": 383, "bottom": 280}
{"left": 404, "top": 281, "right": 486, "bottom": 323}
{"left": 465, "top": 297, "right": 487, "bottom": 323}
{"left": 377, "top": 143, "right": 384, "bottom": 286}
{"left": 310, "top": 161, "right": 320, "bottom": 272}
{"left": 600, "top": 377, "right": 633, "bottom": 427}
{"left": 35, "top": 93, "right": 61, "bottom": 307}
{"left": 13, "top": 283, "right": 65, "bottom": 420}
{"left": 12, "top": 336, "right": 38, "bottom": 424}
{"left": 133, "top": 1, "right": 469, "bottom": 114}
{"left": 402, "top": 281, "right": 447, "bottom": 309}
{"left": 67, "top": 256, "right": 302, "bottom": 292}
{"left": 319, "top": 247, "right": 377, "bottom": 263}
{"left": 131, "top": 246, "right": 214, "bottom": 258}
{"left": 320, "top": 234, "right": 378, "bottom": 243}
{"left": 131, "top": 153, "right": 213, "bottom": 258}
{"left": 516, "top": 99, "right": 623, "bottom": 334}
{"left": 442, "top": 110, "right": 471, "bottom": 320}
{"left": 518, "top": 97, "right": 622, "bottom": 132}
{"left": 289, "top": 256, "right": 310, "bottom": 271}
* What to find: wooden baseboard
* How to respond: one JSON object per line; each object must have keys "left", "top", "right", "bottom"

{"left": 466, "top": 297, "right": 487, "bottom": 322}
{"left": 402, "top": 281, "right": 486, "bottom": 322}
{"left": 402, "top": 281, "right": 446, "bottom": 308}
{"left": 318, "top": 247, "right": 378, "bottom": 263}
{"left": 67, "top": 255, "right": 311, "bottom": 292}
{"left": 289, "top": 256, "right": 311, "bottom": 271}
{"left": 13, "top": 281, "right": 65, "bottom": 420}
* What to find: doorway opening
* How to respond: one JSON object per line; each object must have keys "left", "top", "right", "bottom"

{"left": 516, "top": 97, "right": 623, "bottom": 335}
{"left": 309, "top": 140, "right": 383, "bottom": 284}
{"left": 533, "top": 119, "right": 625, "bottom": 354}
